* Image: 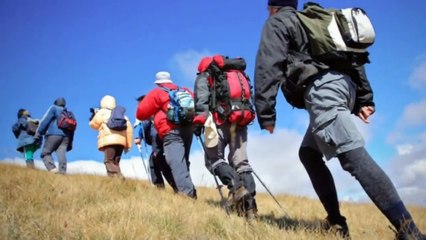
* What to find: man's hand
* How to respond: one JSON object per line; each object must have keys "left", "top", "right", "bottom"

{"left": 33, "top": 133, "right": 42, "bottom": 146}
{"left": 134, "top": 138, "right": 141, "bottom": 145}
{"left": 358, "top": 106, "right": 375, "bottom": 123}
{"left": 264, "top": 125, "right": 275, "bottom": 134}
{"left": 194, "top": 125, "right": 204, "bottom": 137}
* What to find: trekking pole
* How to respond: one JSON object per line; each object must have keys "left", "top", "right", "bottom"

{"left": 196, "top": 135, "right": 230, "bottom": 216}
{"left": 136, "top": 144, "right": 152, "bottom": 184}
{"left": 252, "top": 170, "right": 290, "bottom": 218}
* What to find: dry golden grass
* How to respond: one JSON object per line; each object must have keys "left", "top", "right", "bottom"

{"left": 0, "top": 163, "right": 425, "bottom": 240}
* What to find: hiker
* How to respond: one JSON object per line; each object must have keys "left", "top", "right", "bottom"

{"left": 12, "top": 109, "right": 42, "bottom": 168}
{"left": 35, "top": 97, "right": 75, "bottom": 174}
{"left": 194, "top": 55, "right": 258, "bottom": 220}
{"left": 136, "top": 71, "right": 197, "bottom": 198}
{"left": 254, "top": 0, "right": 425, "bottom": 239}
{"left": 89, "top": 95, "right": 133, "bottom": 178}
{"left": 134, "top": 95, "right": 178, "bottom": 191}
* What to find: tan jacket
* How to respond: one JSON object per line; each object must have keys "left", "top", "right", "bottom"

{"left": 89, "top": 95, "right": 133, "bottom": 151}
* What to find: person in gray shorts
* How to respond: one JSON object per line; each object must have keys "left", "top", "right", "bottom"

{"left": 254, "top": 0, "right": 425, "bottom": 239}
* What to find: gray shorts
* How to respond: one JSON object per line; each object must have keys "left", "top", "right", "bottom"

{"left": 301, "top": 71, "right": 365, "bottom": 159}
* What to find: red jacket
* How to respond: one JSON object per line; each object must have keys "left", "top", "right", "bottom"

{"left": 136, "top": 83, "right": 193, "bottom": 139}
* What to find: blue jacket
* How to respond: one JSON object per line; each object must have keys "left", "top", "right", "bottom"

{"left": 37, "top": 105, "right": 68, "bottom": 136}
{"left": 12, "top": 116, "right": 41, "bottom": 152}
{"left": 137, "top": 120, "right": 156, "bottom": 144}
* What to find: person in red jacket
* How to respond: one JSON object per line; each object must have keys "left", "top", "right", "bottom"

{"left": 136, "top": 71, "right": 197, "bottom": 198}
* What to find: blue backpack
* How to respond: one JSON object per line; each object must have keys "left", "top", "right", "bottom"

{"left": 160, "top": 86, "right": 195, "bottom": 125}
{"left": 106, "top": 106, "right": 127, "bottom": 131}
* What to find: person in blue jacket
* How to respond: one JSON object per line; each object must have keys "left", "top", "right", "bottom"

{"left": 35, "top": 97, "right": 75, "bottom": 174}
{"left": 12, "top": 109, "right": 42, "bottom": 168}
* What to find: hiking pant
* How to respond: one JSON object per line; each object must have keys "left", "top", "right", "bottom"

{"left": 23, "top": 143, "right": 37, "bottom": 168}
{"left": 163, "top": 126, "right": 196, "bottom": 198}
{"left": 204, "top": 122, "right": 256, "bottom": 209}
{"left": 41, "top": 135, "right": 69, "bottom": 174}
{"left": 300, "top": 71, "right": 415, "bottom": 231}
{"left": 149, "top": 151, "right": 177, "bottom": 192}
{"left": 204, "top": 122, "right": 253, "bottom": 174}
{"left": 150, "top": 134, "right": 177, "bottom": 191}
{"left": 103, "top": 145, "right": 124, "bottom": 177}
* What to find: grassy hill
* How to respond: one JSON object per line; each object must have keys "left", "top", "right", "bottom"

{"left": 1, "top": 163, "right": 425, "bottom": 240}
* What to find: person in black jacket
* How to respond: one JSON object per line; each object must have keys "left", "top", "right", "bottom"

{"left": 254, "top": 1, "right": 425, "bottom": 239}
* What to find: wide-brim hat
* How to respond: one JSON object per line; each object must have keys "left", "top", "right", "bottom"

{"left": 154, "top": 71, "right": 173, "bottom": 84}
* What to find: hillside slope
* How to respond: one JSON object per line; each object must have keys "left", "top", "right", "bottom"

{"left": 0, "top": 163, "right": 425, "bottom": 239}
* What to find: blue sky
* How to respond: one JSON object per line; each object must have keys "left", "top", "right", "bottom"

{"left": 1, "top": 0, "right": 425, "bottom": 206}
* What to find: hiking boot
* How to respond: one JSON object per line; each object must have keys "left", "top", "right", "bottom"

{"left": 226, "top": 186, "right": 250, "bottom": 209}
{"left": 245, "top": 208, "right": 258, "bottom": 222}
{"left": 321, "top": 216, "right": 351, "bottom": 239}
{"left": 396, "top": 230, "right": 426, "bottom": 240}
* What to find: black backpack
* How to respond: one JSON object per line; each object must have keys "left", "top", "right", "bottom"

{"left": 106, "top": 106, "right": 127, "bottom": 131}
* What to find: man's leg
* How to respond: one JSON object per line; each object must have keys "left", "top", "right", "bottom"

{"left": 40, "top": 135, "right": 62, "bottom": 171}
{"left": 156, "top": 150, "right": 177, "bottom": 192}
{"left": 104, "top": 145, "right": 120, "bottom": 177}
{"left": 204, "top": 125, "right": 247, "bottom": 197}
{"left": 163, "top": 129, "right": 196, "bottom": 198}
{"left": 113, "top": 145, "right": 124, "bottom": 178}
{"left": 23, "top": 144, "right": 37, "bottom": 168}
{"left": 149, "top": 152, "right": 165, "bottom": 188}
{"left": 227, "top": 125, "right": 257, "bottom": 215}
{"left": 338, "top": 147, "right": 424, "bottom": 238}
{"left": 299, "top": 146, "right": 346, "bottom": 220}
{"left": 56, "top": 136, "right": 69, "bottom": 174}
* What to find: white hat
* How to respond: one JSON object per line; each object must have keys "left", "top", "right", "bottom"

{"left": 204, "top": 113, "right": 219, "bottom": 148}
{"left": 154, "top": 71, "right": 173, "bottom": 84}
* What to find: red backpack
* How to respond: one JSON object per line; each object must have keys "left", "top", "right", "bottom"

{"left": 57, "top": 108, "right": 77, "bottom": 132}
{"left": 199, "top": 55, "right": 255, "bottom": 126}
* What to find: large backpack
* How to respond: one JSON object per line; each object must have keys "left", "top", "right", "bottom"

{"left": 296, "top": 2, "right": 375, "bottom": 69}
{"left": 106, "top": 105, "right": 128, "bottom": 131}
{"left": 57, "top": 108, "right": 77, "bottom": 132}
{"left": 202, "top": 55, "right": 256, "bottom": 126}
{"left": 26, "top": 118, "right": 39, "bottom": 136}
{"left": 160, "top": 86, "right": 195, "bottom": 126}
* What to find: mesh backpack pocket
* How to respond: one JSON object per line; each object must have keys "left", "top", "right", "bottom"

{"left": 160, "top": 87, "right": 195, "bottom": 126}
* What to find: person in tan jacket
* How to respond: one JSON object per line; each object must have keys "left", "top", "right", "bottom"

{"left": 89, "top": 95, "right": 133, "bottom": 178}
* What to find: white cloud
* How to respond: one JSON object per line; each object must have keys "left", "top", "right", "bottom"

{"left": 409, "top": 61, "right": 426, "bottom": 91}
{"left": 397, "top": 144, "right": 414, "bottom": 155}
{"left": 399, "top": 99, "right": 426, "bottom": 126}
{"left": 171, "top": 49, "right": 213, "bottom": 83}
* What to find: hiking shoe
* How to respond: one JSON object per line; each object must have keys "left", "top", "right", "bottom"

{"left": 321, "top": 216, "right": 351, "bottom": 239}
{"left": 245, "top": 208, "right": 258, "bottom": 222}
{"left": 396, "top": 231, "right": 426, "bottom": 240}
{"left": 49, "top": 168, "right": 59, "bottom": 174}
{"left": 226, "top": 186, "right": 250, "bottom": 209}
